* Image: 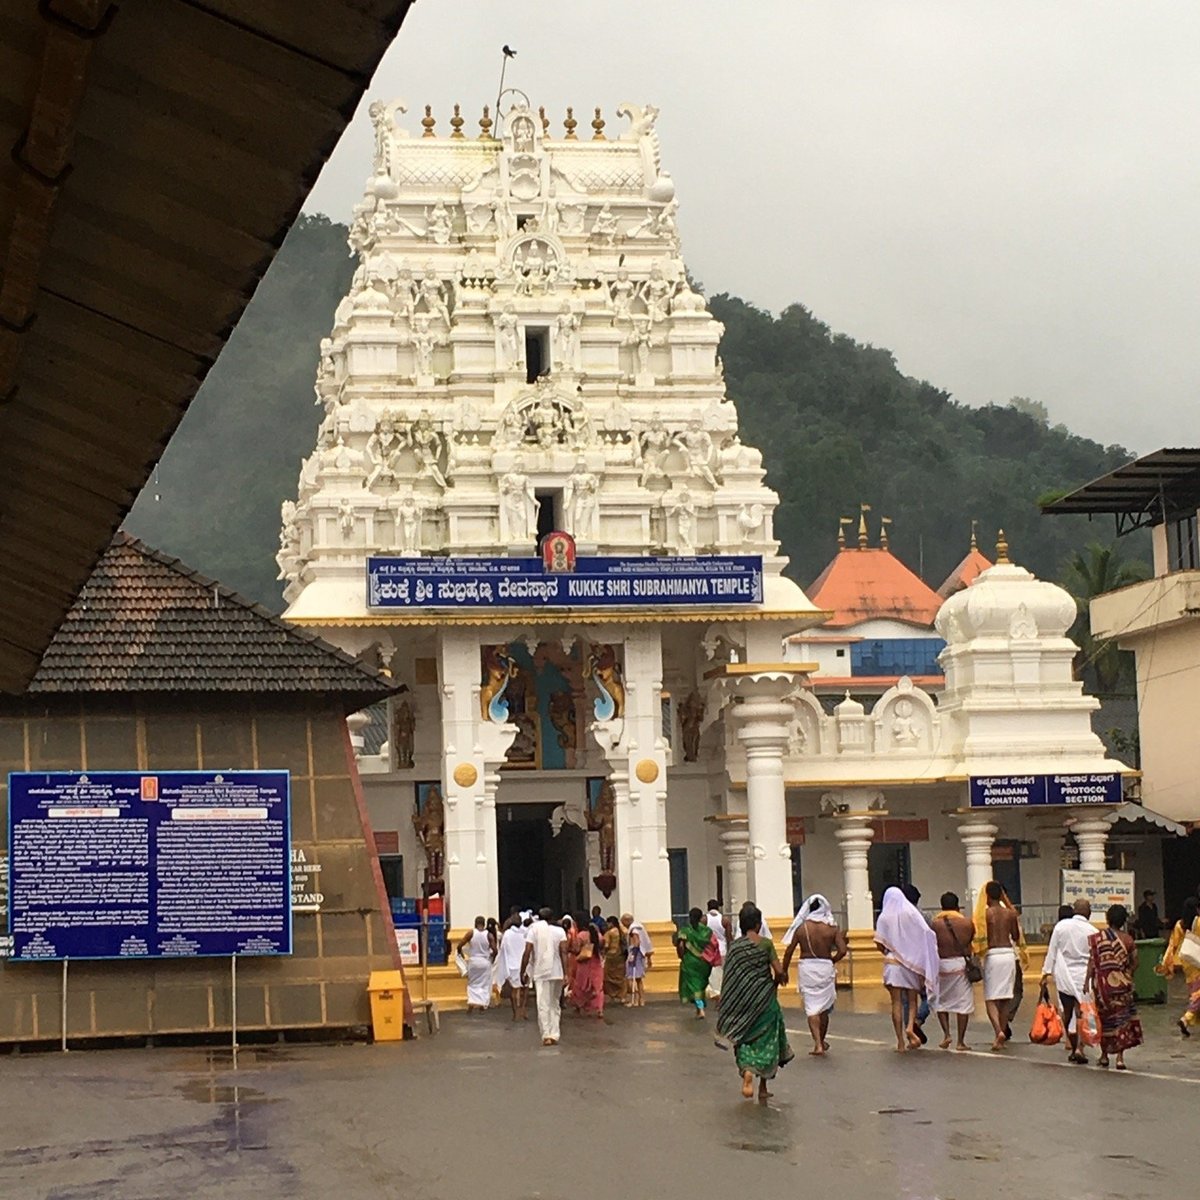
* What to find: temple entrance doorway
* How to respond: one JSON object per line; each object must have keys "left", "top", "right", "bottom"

{"left": 497, "top": 802, "right": 588, "bottom": 917}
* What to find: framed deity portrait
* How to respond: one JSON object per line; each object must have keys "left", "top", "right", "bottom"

{"left": 415, "top": 780, "right": 442, "bottom": 814}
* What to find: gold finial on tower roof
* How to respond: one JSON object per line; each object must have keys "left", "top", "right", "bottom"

{"left": 421, "top": 104, "right": 436, "bottom": 138}
{"left": 450, "top": 103, "right": 464, "bottom": 138}
{"left": 538, "top": 105, "right": 549, "bottom": 135}
{"left": 880, "top": 516, "right": 893, "bottom": 551}
{"left": 996, "top": 529, "right": 1010, "bottom": 564}
{"left": 858, "top": 503, "right": 872, "bottom": 549}
{"left": 970, "top": 518, "right": 979, "bottom": 551}
{"left": 592, "top": 107, "right": 606, "bottom": 140}
{"left": 564, "top": 106, "right": 578, "bottom": 139}
{"left": 478, "top": 104, "right": 493, "bottom": 139}
{"left": 837, "top": 516, "right": 853, "bottom": 549}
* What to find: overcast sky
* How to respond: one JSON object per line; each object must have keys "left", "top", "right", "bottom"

{"left": 303, "top": 1, "right": 1199, "bottom": 455}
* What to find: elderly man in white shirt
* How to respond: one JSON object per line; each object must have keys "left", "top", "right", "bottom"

{"left": 1041, "top": 899, "right": 1096, "bottom": 1064}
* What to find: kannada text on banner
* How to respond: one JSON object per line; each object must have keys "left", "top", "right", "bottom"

{"left": 367, "top": 554, "right": 764, "bottom": 609}
{"left": 7, "top": 771, "right": 291, "bottom": 961}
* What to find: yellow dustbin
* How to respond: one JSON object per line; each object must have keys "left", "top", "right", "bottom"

{"left": 368, "top": 970, "right": 406, "bottom": 1042}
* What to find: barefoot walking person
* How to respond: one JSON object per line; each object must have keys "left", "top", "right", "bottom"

{"left": 499, "top": 913, "right": 530, "bottom": 1021}
{"left": 1041, "top": 899, "right": 1095, "bottom": 1064}
{"left": 780, "top": 893, "right": 846, "bottom": 1056}
{"left": 674, "top": 907, "right": 718, "bottom": 1019}
{"left": 459, "top": 916, "right": 497, "bottom": 1013}
{"left": 715, "top": 904, "right": 794, "bottom": 1100}
{"left": 978, "top": 881, "right": 1022, "bottom": 1051}
{"left": 1159, "top": 896, "right": 1200, "bottom": 1038}
{"left": 1085, "top": 904, "right": 1143, "bottom": 1069}
{"left": 874, "top": 886, "right": 940, "bottom": 1052}
{"left": 521, "top": 906, "right": 570, "bottom": 1046}
{"left": 568, "top": 915, "right": 605, "bottom": 1019}
{"left": 705, "top": 900, "right": 733, "bottom": 1001}
{"left": 932, "top": 892, "right": 976, "bottom": 1051}
{"left": 621, "top": 913, "right": 653, "bottom": 1007}
{"left": 602, "top": 916, "right": 627, "bottom": 1003}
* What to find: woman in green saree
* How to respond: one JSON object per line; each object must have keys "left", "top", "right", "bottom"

{"left": 715, "top": 904, "right": 794, "bottom": 1100}
{"left": 673, "top": 907, "right": 717, "bottom": 1018}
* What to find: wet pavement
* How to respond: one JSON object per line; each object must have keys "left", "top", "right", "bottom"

{"left": 2, "top": 980, "right": 1198, "bottom": 1200}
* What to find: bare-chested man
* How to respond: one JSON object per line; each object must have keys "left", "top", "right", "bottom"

{"left": 781, "top": 894, "right": 848, "bottom": 1056}
{"left": 981, "top": 880, "right": 1022, "bottom": 1052}
{"left": 933, "top": 891, "right": 976, "bottom": 1051}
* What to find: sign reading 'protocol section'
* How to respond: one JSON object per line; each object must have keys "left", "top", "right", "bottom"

{"left": 7, "top": 771, "right": 291, "bottom": 962}
{"left": 367, "top": 554, "right": 765, "bottom": 609}
{"left": 968, "top": 773, "right": 1123, "bottom": 809}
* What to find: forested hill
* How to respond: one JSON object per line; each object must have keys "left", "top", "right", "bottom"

{"left": 125, "top": 214, "right": 1133, "bottom": 609}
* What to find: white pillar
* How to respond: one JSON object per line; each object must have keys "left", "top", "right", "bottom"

{"left": 1071, "top": 816, "right": 1111, "bottom": 872}
{"left": 956, "top": 818, "right": 999, "bottom": 912}
{"left": 718, "top": 818, "right": 751, "bottom": 915}
{"left": 732, "top": 677, "right": 793, "bottom": 919}
{"left": 438, "top": 630, "right": 515, "bottom": 928}
{"left": 1034, "top": 823, "right": 1066, "bottom": 908}
{"left": 834, "top": 814, "right": 876, "bottom": 930}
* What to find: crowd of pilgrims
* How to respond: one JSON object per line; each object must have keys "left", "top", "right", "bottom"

{"left": 455, "top": 882, "right": 1200, "bottom": 1101}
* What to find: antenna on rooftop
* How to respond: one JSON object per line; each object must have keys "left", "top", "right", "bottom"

{"left": 496, "top": 44, "right": 519, "bottom": 125}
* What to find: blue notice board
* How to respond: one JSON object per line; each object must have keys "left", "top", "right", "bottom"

{"left": 367, "top": 554, "right": 764, "bottom": 609}
{"left": 969, "top": 773, "right": 1123, "bottom": 809}
{"left": 7, "top": 771, "right": 291, "bottom": 962}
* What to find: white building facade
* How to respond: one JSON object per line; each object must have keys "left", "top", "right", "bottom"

{"left": 280, "top": 100, "right": 1131, "bottom": 946}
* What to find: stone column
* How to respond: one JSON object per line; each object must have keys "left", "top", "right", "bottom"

{"left": 731, "top": 676, "right": 793, "bottom": 920}
{"left": 438, "top": 630, "right": 516, "bottom": 930}
{"left": 590, "top": 628, "right": 672, "bottom": 921}
{"left": 1071, "top": 816, "right": 1111, "bottom": 872}
{"left": 718, "top": 818, "right": 751, "bottom": 916}
{"left": 833, "top": 813, "right": 877, "bottom": 931}
{"left": 956, "top": 818, "right": 999, "bottom": 912}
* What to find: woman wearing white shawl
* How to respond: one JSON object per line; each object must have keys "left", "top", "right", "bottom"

{"left": 781, "top": 894, "right": 847, "bottom": 1056}
{"left": 874, "top": 887, "right": 940, "bottom": 1052}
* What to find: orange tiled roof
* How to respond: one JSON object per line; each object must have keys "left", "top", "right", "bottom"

{"left": 937, "top": 546, "right": 994, "bottom": 598}
{"left": 808, "top": 547, "right": 943, "bottom": 630}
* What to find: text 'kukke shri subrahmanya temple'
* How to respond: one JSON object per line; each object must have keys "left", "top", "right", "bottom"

{"left": 277, "top": 99, "right": 1136, "bottom": 967}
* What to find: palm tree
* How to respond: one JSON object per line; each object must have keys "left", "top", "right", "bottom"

{"left": 1061, "top": 543, "right": 1150, "bottom": 693}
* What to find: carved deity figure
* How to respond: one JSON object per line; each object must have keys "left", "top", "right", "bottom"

{"left": 563, "top": 456, "right": 599, "bottom": 540}
{"left": 516, "top": 239, "right": 552, "bottom": 296}
{"left": 337, "top": 499, "right": 355, "bottom": 538}
{"left": 498, "top": 458, "right": 538, "bottom": 543}
{"left": 418, "top": 266, "right": 450, "bottom": 327}
{"left": 494, "top": 302, "right": 522, "bottom": 370}
{"left": 557, "top": 201, "right": 587, "bottom": 234}
{"left": 411, "top": 314, "right": 447, "bottom": 382}
{"left": 412, "top": 785, "right": 445, "bottom": 890}
{"left": 637, "top": 415, "right": 672, "bottom": 487}
{"left": 393, "top": 698, "right": 415, "bottom": 769}
{"left": 642, "top": 261, "right": 674, "bottom": 323}
{"left": 667, "top": 487, "right": 698, "bottom": 554}
{"left": 675, "top": 417, "right": 718, "bottom": 489}
{"left": 393, "top": 264, "right": 417, "bottom": 324}
{"left": 277, "top": 500, "right": 301, "bottom": 580}
{"left": 365, "top": 414, "right": 405, "bottom": 489}
{"left": 411, "top": 412, "right": 447, "bottom": 489}
{"left": 891, "top": 698, "right": 920, "bottom": 748}
{"left": 555, "top": 305, "right": 580, "bottom": 369}
{"left": 679, "top": 691, "right": 705, "bottom": 763}
{"left": 426, "top": 199, "right": 453, "bottom": 245}
{"left": 627, "top": 315, "right": 657, "bottom": 379}
{"left": 590, "top": 203, "right": 619, "bottom": 245}
{"left": 608, "top": 267, "right": 636, "bottom": 324}
{"left": 529, "top": 388, "right": 564, "bottom": 450}
{"left": 588, "top": 780, "right": 617, "bottom": 874}
{"left": 393, "top": 490, "right": 422, "bottom": 552}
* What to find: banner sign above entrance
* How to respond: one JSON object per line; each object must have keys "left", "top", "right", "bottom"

{"left": 969, "top": 773, "right": 1122, "bottom": 808}
{"left": 367, "top": 554, "right": 764, "bottom": 609}
{"left": 8, "top": 771, "right": 291, "bottom": 962}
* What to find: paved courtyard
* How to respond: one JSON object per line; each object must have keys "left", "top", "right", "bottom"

{"left": 1, "top": 983, "right": 1196, "bottom": 1200}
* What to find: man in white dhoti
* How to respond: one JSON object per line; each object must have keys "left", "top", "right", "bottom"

{"left": 499, "top": 913, "right": 530, "bottom": 1022}
{"left": 521, "top": 907, "right": 569, "bottom": 1046}
{"left": 781, "top": 893, "right": 847, "bottom": 1056}
{"left": 979, "top": 881, "right": 1023, "bottom": 1052}
{"left": 705, "top": 900, "right": 733, "bottom": 1000}
{"left": 457, "top": 916, "right": 496, "bottom": 1013}
{"left": 932, "top": 891, "right": 976, "bottom": 1051}
{"left": 1041, "top": 899, "right": 1097, "bottom": 1064}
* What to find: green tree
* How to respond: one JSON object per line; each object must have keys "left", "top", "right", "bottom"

{"left": 1061, "top": 543, "right": 1150, "bottom": 693}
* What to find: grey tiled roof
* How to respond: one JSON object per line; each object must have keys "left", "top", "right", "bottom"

{"left": 28, "top": 534, "right": 396, "bottom": 699}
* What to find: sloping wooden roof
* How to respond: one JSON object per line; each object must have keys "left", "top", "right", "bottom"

{"left": 0, "top": 0, "right": 411, "bottom": 692}
{"left": 808, "top": 547, "right": 944, "bottom": 630}
{"left": 30, "top": 533, "right": 396, "bottom": 702}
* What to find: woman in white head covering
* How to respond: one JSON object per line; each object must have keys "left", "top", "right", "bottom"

{"left": 874, "top": 887, "right": 939, "bottom": 1052}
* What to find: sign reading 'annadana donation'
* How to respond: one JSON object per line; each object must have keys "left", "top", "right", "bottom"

{"left": 7, "top": 771, "right": 291, "bottom": 961}
{"left": 367, "top": 554, "right": 764, "bottom": 609}
{"left": 968, "top": 773, "right": 1122, "bottom": 808}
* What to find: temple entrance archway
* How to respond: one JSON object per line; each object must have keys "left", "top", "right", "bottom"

{"left": 497, "top": 802, "right": 588, "bottom": 916}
